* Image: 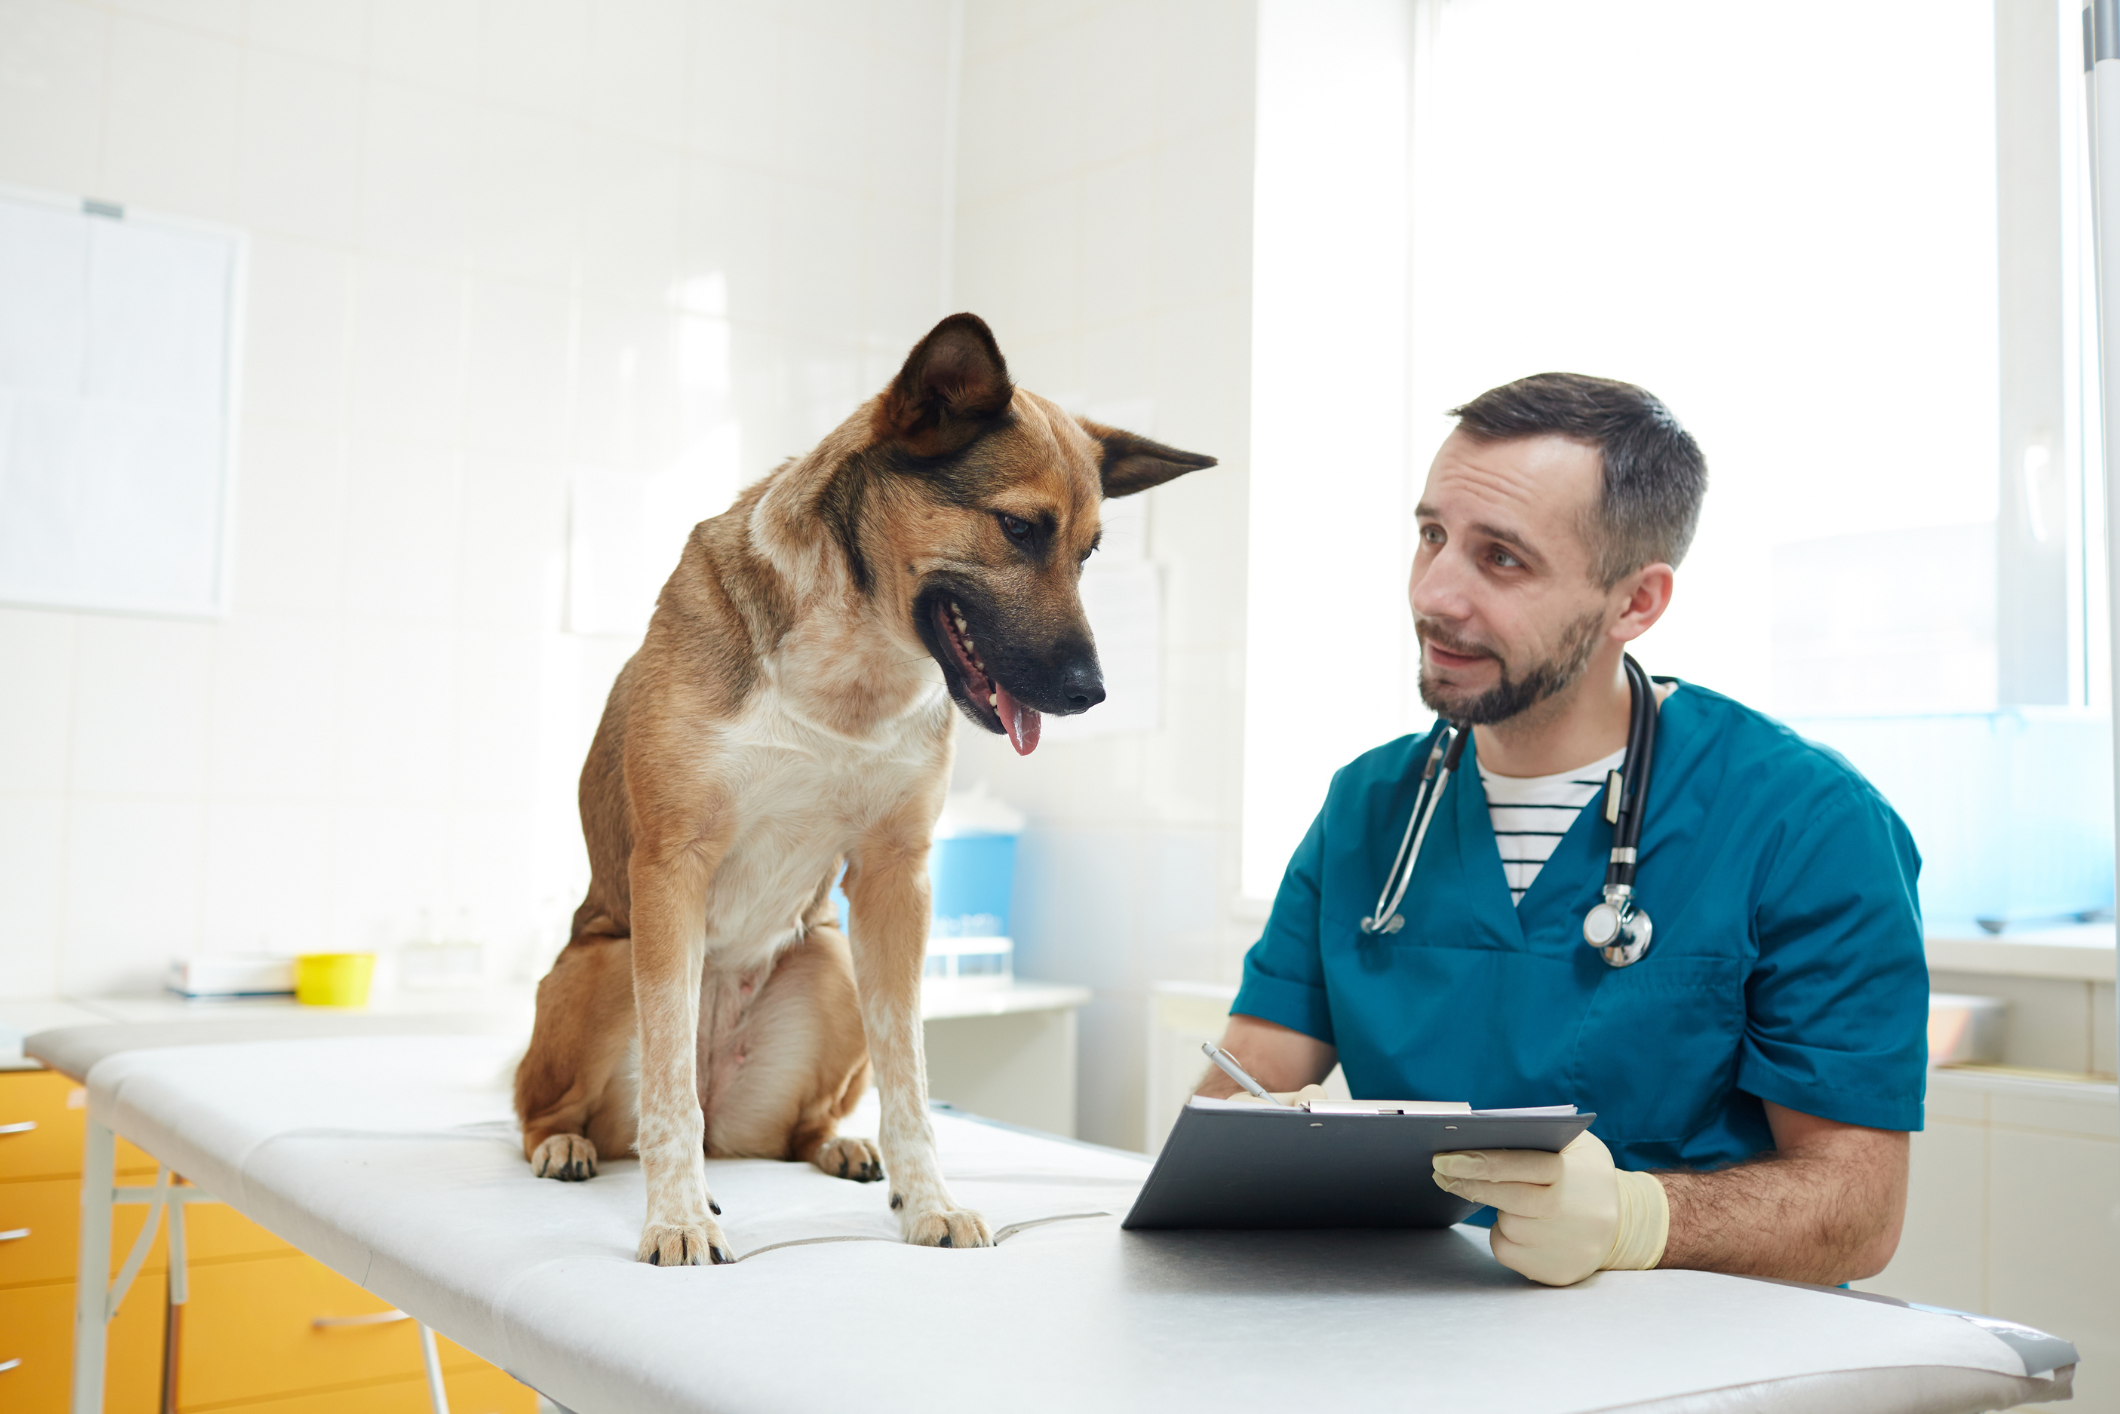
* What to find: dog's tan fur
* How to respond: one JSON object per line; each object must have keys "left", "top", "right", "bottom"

{"left": 514, "top": 315, "right": 1214, "bottom": 1263}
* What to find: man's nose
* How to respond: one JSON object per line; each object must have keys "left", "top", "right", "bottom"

{"left": 1409, "top": 544, "right": 1477, "bottom": 621}
{"left": 1057, "top": 656, "right": 1105, "bottom": 713}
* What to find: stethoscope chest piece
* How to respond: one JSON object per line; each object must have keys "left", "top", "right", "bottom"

{"left": 1582, "top": 886, "right": 1652, "bottom": 967}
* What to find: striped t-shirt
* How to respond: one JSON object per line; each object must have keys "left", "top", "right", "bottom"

{"left": 1480, "top": 746, "right": 1625, "bottom": 906}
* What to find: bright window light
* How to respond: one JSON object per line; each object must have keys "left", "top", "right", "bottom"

{"left": 1244, "top": 0, "right": 2004, "bottom": 898}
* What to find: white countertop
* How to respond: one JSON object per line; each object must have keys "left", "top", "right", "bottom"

{"left": 1925, "top": 923, "right": 2116, "bottom": 982}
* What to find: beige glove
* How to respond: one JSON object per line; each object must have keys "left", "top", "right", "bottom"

{"left": 1431, "top": 1130, "right": 1668, "bottom": 1286}
{"left": 1223, "top": 1084, "right": 1332, "bottom": 1107}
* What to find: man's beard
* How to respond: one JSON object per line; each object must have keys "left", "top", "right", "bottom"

{"left": 1416, "top": 610, "right": 1606, "bottom": 726}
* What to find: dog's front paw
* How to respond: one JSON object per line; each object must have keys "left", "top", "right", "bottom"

{"left": 900, "top": 1205, "right": 992, "bottom": 1249}
{"left": 636, "top": 1220, "right": 732, "bottom": 1267}
{"left": 813, "top": 1135, "right": 883, "bottom": 1183}
{"left": 531, "top": 1134, "right": 598, "bottom": 1181}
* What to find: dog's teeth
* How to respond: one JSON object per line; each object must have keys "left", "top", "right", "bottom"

{"left": 988, "top": 693, "right": 998, "bottom": 707}
{"left": 963, "top": 637, "right": 974, "bottom": 648}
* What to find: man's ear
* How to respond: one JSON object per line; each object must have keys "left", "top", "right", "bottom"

{"left": 875, "top": 313, "right": 1015, "bottom": 457}
{"left": 1079, "top": 419, "right": 1218, "bottom": 498}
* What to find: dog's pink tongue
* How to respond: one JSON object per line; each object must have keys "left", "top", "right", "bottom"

{"left": 996, "top": 685, "right": 1041, "bottom": 756}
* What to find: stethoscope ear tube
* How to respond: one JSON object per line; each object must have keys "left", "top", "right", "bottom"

{"left": 1360, "top": 722, "right": 1465, "bottom": 935}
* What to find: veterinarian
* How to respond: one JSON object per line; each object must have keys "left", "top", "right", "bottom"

{"left": 1200, "top": 373, "right": 1926, "bottom": 1289}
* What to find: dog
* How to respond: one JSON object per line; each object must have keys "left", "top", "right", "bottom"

{"left": 513, "top": 313, "right": 1216, "bottom": 1264}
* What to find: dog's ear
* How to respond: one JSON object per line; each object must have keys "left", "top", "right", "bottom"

{"left": 876, "top": 313, "right": 1015, "bottom": 457}
{"left": 1079, "top": 420, "right": 1218, "bottom": 498}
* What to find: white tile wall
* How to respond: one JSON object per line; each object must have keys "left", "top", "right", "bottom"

{"left": 0, "top": 0, "right": 958, "bottom": 995}
{"left": 948, "top": 0, "right": 1258, "bottom": 1150}
{"left": 0, "top": 0, "right": 1254, "bottom": 1152}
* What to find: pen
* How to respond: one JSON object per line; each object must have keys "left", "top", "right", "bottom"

{"left": 1201, "top": 1041, "right": 1288, "bottom": 1105}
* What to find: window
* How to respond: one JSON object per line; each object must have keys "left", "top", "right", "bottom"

{"left": 1243, "top": 0, "right": 2099, "bottom": 901}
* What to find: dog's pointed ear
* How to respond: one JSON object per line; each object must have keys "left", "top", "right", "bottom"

{"left": 875, "top": 314, "right": 1015, "bottom": 457}
{"left": 1079, "top": 420, "right": 1218, "bottom": 498}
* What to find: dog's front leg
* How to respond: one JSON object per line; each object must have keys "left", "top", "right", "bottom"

{"left": 630, "top": 821, "right": 733, "bottom": 1266}
{"left": 844, "top": 831, "right": 992, "bottom": 1249}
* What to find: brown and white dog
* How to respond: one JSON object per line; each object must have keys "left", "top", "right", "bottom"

{"left": 513, "top": 314, "right": 1215, "bottom": 1264}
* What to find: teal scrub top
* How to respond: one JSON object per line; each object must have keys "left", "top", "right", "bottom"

{"left": 1233, "top": 681, "right": 1929, "bottom": 1178}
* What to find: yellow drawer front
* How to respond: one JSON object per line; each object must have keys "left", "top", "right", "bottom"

{"left": 178, "top": 1251, "right": 485, "bottom": 1408}
{"left": 0, "top": 1072, "right": 161, "bottom": 1180}
{"left": 197, "top": 1363, "right": 539, "bottom": 1414}
{"left": 0, "top": 1270, "right": 167, "bottom": 1414}
{"left": 0, "top": 1175, "right": 170, "bottom": 1287}
{"left": 184, "top": 1199, "right": 295, "bottom": 1262}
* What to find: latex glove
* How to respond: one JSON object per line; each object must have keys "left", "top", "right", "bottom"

{"left": 1223, "top": 1084, "right": 1332, "bottom": 1108}
{"left": 1431, "top": 1130, "right": 1668, "bottom": 1286}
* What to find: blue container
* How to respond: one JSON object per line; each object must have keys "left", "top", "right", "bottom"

{"left": 828, "top": 787, "right": 1024, "bottom": 945}
{"left": 929, "top": 833, "right": 1016, "bottom": 938}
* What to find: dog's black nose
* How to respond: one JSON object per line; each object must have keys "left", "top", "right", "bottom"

{"left": 1059, "top": 658, "right": 1105, "bottom": 713}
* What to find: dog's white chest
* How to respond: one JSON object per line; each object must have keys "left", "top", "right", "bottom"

{"left": 700, "top": 685, "right": 948, "bottom": 963}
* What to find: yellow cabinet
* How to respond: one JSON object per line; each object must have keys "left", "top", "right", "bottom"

{"left": 0, "top": 1271, "right": 168, "bottom": 1414}
{"left": 1, "top": 1070, "right": 162, "bottom": 1179}
{"left": 178, "top": 1250, "right": 491, "bottom": 1408}
{"left": 0, "top": 1070, "right": 536, "bottom": 1414}
{"left": 0, "top": 1175, "right": 168, "bottom": 1287}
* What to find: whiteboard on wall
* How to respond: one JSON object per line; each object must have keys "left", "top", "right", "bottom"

{"left": 0, "top": 186, "right": 244, "bottom": 618}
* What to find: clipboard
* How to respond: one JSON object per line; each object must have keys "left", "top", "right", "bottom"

{"left": 1120, "top": 1099, "right": 1598, "bottom": 1230}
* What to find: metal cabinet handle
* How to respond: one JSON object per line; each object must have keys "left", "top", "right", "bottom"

{"left": 313, "top": 1310, "right": 412, "bottom": 1329}
{"left": 0, "top": 1357, "right": 21, "bottom": 1373}
{"left": 0, "top": 1228, "right": 27, "bottom": 1242}
{"left": 0, "top": 1121, "right": 34, "bottom": 1136}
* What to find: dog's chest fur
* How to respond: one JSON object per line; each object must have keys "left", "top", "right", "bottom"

{"left": 698, "top": 669, "right": 951, "bottom": 971}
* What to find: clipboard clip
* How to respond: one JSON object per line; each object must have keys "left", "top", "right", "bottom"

{"left": 1302, "top": 1100, "right": 1473, "bottom": 1116}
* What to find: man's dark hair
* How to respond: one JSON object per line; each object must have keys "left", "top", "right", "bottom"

{"left": 1449, "top": 373, "right": 1707, "bottom": 588}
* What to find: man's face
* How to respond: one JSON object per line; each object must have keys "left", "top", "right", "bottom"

{"left": 1410, "top": 431, "right": 1616, "bottom": 725}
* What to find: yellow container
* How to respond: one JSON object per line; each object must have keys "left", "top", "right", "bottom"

{"left": 295, "top": 952, "right": 375, "bottom": 1007}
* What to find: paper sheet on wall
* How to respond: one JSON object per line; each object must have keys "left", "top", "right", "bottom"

{"left": 0, "top": 192, "right": 238, "bottom": 617}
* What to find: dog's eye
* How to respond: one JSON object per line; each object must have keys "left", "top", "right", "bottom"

{"left": 999, "top": 514, "right": 1033, "bottom": 543}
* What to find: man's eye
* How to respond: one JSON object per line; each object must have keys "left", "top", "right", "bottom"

{"left": 1000, "top": 514, "right": 1033, "bottom": 543}
{"left": 1420, "top": 524, "right": 1444, "bottom": 545}
{"left": 1491, "top": 548, "right": 1520, "bottom": 568}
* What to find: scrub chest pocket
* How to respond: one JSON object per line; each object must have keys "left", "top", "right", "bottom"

{"left": 1569, "top": 956, "right": 1746, "bottom": 1144}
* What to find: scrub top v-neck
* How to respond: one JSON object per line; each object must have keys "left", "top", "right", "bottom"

{"left": 1231, "top": 680, "right": 1929, "bottom": 1176}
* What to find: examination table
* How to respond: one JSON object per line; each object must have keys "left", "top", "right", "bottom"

{"left": 29, "top": 1020, "right": 2079, "bottom": 1414}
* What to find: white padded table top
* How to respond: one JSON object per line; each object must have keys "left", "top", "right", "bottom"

{"left": 31, "top": 1027, "right": 2078, "bottom": 1414}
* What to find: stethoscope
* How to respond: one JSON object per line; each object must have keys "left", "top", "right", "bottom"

{"left": 1358, "top": 653, "right": 1659, "bottom": 968}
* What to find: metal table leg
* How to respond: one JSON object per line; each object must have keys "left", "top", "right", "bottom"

{"left": 70, "top": 1118, "right": 114, "bottom": 1414}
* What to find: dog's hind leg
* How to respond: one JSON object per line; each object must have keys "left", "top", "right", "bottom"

{"left": 516, "top": 934, "right": 638, "bottom": 1181}
{"left": 702, "top": 923, "right": 879, "bottom": 1182}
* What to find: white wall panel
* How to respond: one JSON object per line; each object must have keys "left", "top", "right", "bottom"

{"left": 0, "top": 0, "right": 962, "bottom": 997}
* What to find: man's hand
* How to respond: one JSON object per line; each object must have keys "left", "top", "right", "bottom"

{"left": 1432, "top": 1131, "right": 1668, "bottom": 1286}
{"left": 1436, "top": 1104, "right": 1908, "bottom": 1287}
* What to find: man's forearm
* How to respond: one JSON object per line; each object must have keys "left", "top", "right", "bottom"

{"left": 1656, "top": 1131, "right": 1907, "bottom": 1285}
{"left": 1195, "top": 1014, "right": 1338, "bottom": 1098}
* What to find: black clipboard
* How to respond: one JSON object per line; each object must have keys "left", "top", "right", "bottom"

{"left": 1121, "top": 1102, "right": 1598, "bottom": 1230}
